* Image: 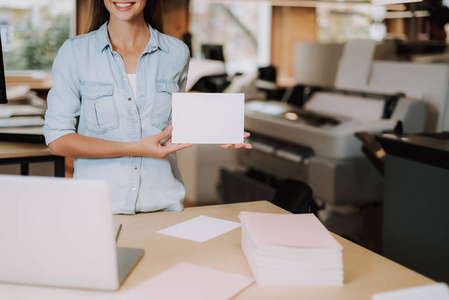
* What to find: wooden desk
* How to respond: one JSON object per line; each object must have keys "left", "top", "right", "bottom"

{"left": 0, "top": 142, "right": 64, "bottom": 177}
{"left": 0, "top": 201, "right": 435, "bottom": 299}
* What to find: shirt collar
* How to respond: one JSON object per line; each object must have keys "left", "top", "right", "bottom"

{"left": 97, "top": 22, "right": 110, "bottom": 53}
{"left": 97, "top": 21, "right": 168, "bottom": 54}
{"left": 144, "top": 25, "right": 169, "bottom": 54}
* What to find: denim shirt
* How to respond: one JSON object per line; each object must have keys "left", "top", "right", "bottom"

{"left": 43, "top": 22, "right": 190, "bottom": 214}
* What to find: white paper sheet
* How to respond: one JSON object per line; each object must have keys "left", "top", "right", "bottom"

{"left": 335, "top": 39, "right": 377, "bottom": 90}
{"left": 0, "top": 116, "right": 45, "bottom": 127}
{"left": 157, "top": 215, "right": 241, "bottom": 243}
{"left": 372, "top": 283, "right": 449, "bottom": 300}
{"left": 171, "top": 93, "right": 244, "bottom": 144}
{"left": 239, "top": 212, "right": 344, "bottom": 286}
{"left": 239, "top": 212, "right": 342, "bottom": 249}
{"left": 120, "top": 262, "right": 254, "bottom": 300}
{"left": 305, "top": 92, "right": 384, "bottom": 121}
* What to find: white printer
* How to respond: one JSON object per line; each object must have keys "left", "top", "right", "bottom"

{"left": 245, "top": 90, "right": 426, "bottom": 160}
{"left": 242, "top": 88, "right": 426, "bottom": 207}
{"left": 235, "top": 40, "right": 449, "bottom": 244}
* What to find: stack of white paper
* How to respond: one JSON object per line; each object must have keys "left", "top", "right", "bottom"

{"left": 239, "top": 212, "right": 343, "bottom": 286}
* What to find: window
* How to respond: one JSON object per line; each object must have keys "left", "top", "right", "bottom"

{"left": 316, "top": 3, "right": 386, "bottom": 43}
{"left": 189, "top": 1, "right": 271, "bottom": 75}
{"left": 0, "top": 0, "right": 75, "bottom": 72}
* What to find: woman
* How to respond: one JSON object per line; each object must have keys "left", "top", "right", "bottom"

{"left": 43, "top": 0, "right": 251, "bottom": 214}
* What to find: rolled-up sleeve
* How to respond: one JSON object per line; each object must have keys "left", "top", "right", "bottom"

{"left": 43, "top": 39, "right": 81, "bottom": 146}
{"left": 178, "top": 47, "right": 190, "bottom": 93}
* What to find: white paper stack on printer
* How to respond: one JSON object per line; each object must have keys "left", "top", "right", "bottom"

{"left": 239, "top": 211, "right": 343, "bottom": 286}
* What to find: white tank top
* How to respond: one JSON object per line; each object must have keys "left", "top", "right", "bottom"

{"left": 128, "top": 74, "right": 137, "bottom": 98}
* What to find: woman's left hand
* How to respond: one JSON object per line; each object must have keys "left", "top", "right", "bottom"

{"left": 220, "top": 131, "right": 252, "bottom": 149}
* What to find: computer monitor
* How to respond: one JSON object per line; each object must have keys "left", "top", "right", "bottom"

{"left": 201, "top": 44, "right": 225, "bottom": 62}
{"left": 0, "top": 35, "right": 7, "bottom": 104}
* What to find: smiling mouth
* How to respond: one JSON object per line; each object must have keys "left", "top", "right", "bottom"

{"left": 114, "top": 2, "right": 134, "bottom": 8}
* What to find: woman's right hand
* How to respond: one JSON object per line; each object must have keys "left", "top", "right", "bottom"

{"left": 134, "top": 125, "right": 192, "bottom": 159}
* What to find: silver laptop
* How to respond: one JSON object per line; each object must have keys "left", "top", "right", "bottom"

{"left": 0, "top": 175, "right": 144, "bottom": 291}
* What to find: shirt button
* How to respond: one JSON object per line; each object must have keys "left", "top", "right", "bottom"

{"left": 132, "top": 187, "right": 136, "bottom": 191}
{"left": 152, "top": 46, "right": 157, "bottom": 49}
{"left": 134, "top": 166, "right": 138, "bottom": 170}
{"left": 140, "top": 74, "right": 144, "bottom": 78}
{"left": 140, "top": 94, "right": 144, "bottom": 98}
{"left": 134, "top": 119, "right": 138, "bottom": 123}
{"left": 128, "top": 97, "right": 132, "bottom": 101}
{"left": 123, "top": 77, "right": 126, "bottom": 81}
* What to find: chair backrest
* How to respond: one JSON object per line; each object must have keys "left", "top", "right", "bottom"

{"left": 271, "top": 179, "right": 313, "bottom": 214}
{"left": 219, "top": 168, "right": 276, "bottom": 204}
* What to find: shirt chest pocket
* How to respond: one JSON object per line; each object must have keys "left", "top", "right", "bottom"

{"left": 81, "top": 83, "right": 119, "bottom": 134}
{"left": 151, "top": 80, "right": 179, "bottom": 129}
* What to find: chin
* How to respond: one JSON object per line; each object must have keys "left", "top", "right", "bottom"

{"left": 105, "top": 1, "right": 145, "bottom": 21}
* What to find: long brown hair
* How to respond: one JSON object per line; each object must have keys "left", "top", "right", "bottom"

{"left": 85, "top": 0, "right": 164, "bottom": 34}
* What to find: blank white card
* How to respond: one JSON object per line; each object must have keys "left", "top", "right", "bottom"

{"left": 172, "top": 93, "right": 244, "bottom": 144}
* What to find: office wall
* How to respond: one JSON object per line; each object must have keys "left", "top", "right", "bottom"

{"left": 271, "top": 6, "right": 316, "bottom": 85}
{"left": 163, "top": 0, "right": 190, "bottom": 40}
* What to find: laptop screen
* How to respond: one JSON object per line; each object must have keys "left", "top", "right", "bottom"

{"left": 0, "top": 175, "right": 121, "bottom": 290}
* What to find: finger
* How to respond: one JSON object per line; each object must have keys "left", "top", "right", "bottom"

{"left": 155, "top": 125, "right": 173, "bottom": 141}
{"left": 221, "top": 144, "right": 232, "bottom": 149}
{"left": 166, "top": 143, "right": 192, "bottom": 153}
{"left": 232, "top": 142, "right": 252, "bottom": 149}
{"left": 161, "top": 136, "right": 172, "bottom": 147}
{"left": 243, "top": 142, "right": 253, "bottom": 149}
{"left": 157, "top": 143, "right": 192, "bottom": 159}
{"left": 244, "top": 131, "right": 251, "bottom": 138}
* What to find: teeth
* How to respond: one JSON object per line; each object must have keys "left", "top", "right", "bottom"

{"left": 115, "top": 2, "right": 132, "bottom": 7}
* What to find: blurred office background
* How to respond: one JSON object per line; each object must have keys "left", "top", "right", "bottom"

{"left": 1, "top": 0, "right": 448, "bottom": 76}
{"left": 1, "top": 0, "right": 449, "bottom": 261}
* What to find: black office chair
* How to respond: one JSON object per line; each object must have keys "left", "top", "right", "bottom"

{"left": 218, "top": 168, "right": 276, "bottom": 204}
{"left": 218, "top": 169, "right": 315, "bottom": 214}
{"left": 271, "top": 179, "right": 314, "bottom": 214}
